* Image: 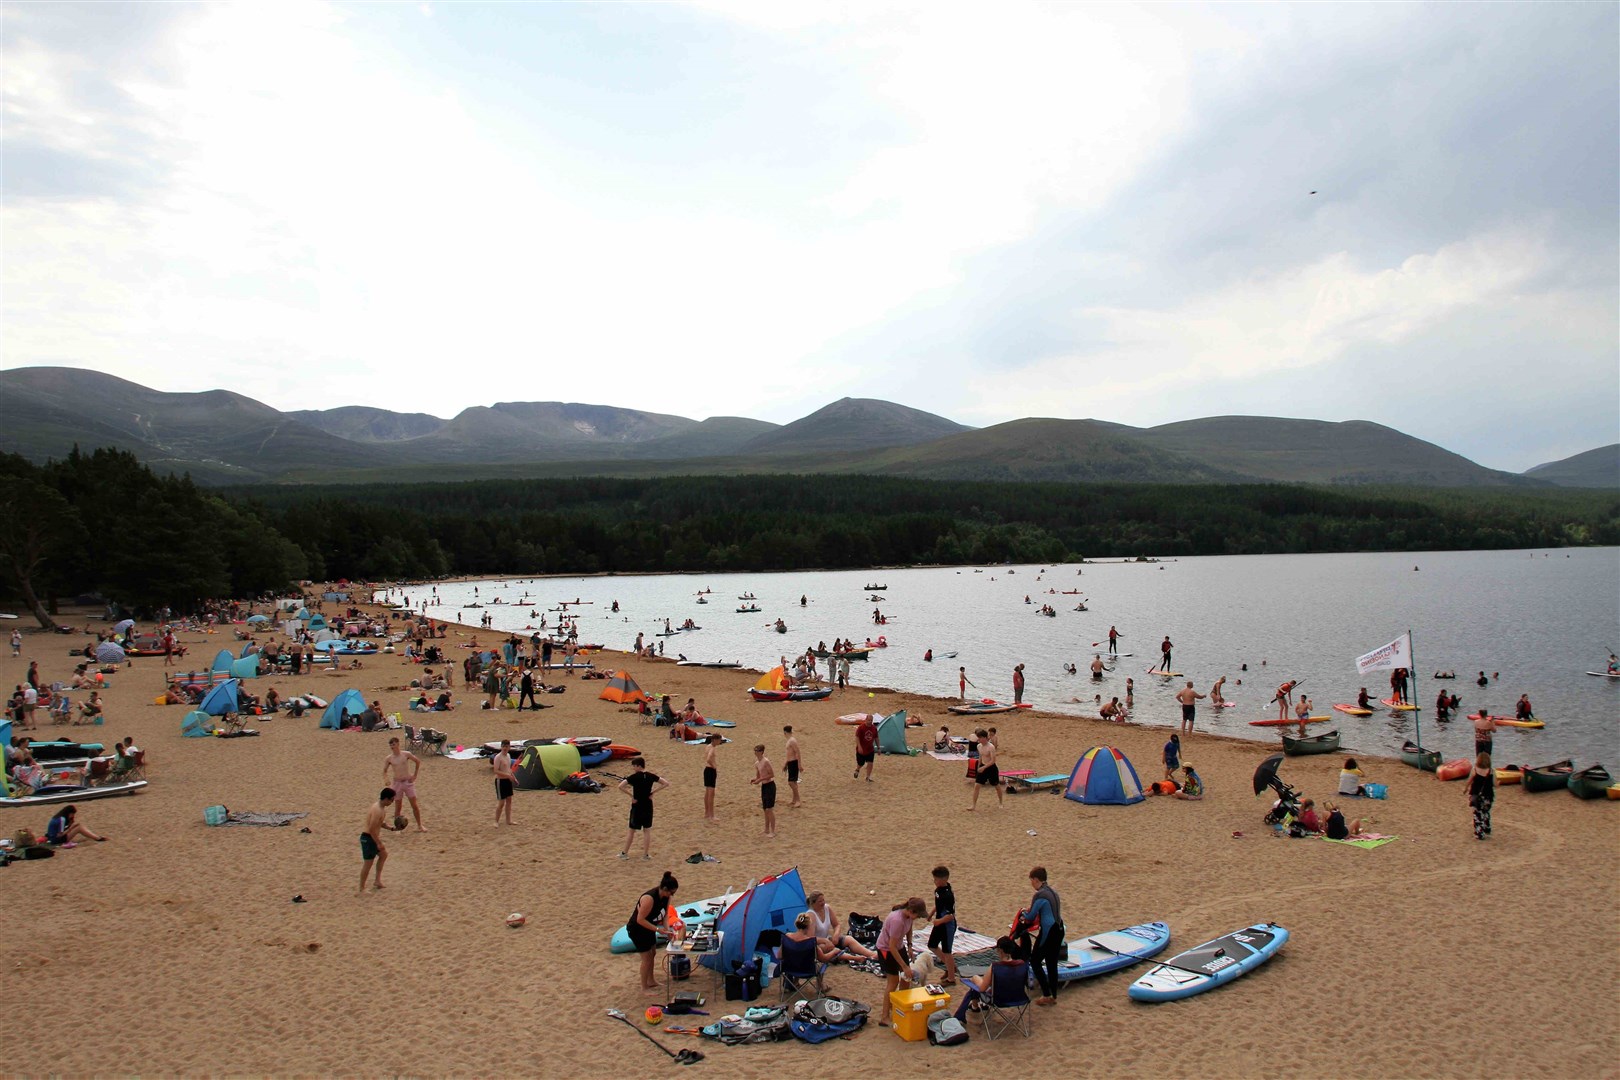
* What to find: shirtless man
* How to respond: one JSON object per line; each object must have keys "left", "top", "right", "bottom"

{"left": 969, "top": 729, "right": 1001, "bottom": 810}
{"left": 492, "top": 740, "right": 517, "bottom": 826}
{"left": 1099, "top": 696, "right": 1125, "bottom": 722}
{"left": 783, "top": 725, "right": 803, "bottom": 807}
{"left": 958, "top": 667, "right": 975, "bottom": 702}
{"left": 702, "top": 733, "right": 721, "bottom": 821}
{"left": 750, "top": 744, "right": 776, "bottom": 838}
{"left": 1293, "top": 695, "right": 1314, "bottom": 736}
{"left": 383, "top": 737, "right": 425, "bottom": 831}
{"left": 1210, "top": 676, "right": 1226, "bottom": 706}
{"left": 1090, "top": 654, "right": 1107, "bottom": 681}
{"left": 359, "top": 788, "right": 395, "bottom": 894}
{"left": 1175, "top": 681, "right": 1205, "bottom": 735}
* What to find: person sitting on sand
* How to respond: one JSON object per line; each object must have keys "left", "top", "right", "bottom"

{"left": 933, "top": 725, "right": 952, "bottom": 752}
{"left": 1173, "top": 764, "right": 1204, "bottom": 800}
{"left": 1338, "top": 758, "right": 1368, "bottom": 797}
{"left": 1323, "top": 802, "right": 1363, "bottom": 840}
{"left": 804, "top": 891, "right": 879, "bottom": 962}
{"left": 1296, "top": 798, "right": 1325, "bottom": 833}
{"left": 431, "top": 692, "right": 453, "bottom": 712}
{"left": 46, "top": 804, "right": 106, "bottom": 845}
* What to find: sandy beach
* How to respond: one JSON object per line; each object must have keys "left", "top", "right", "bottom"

{"left": 5, "top": 594, "right": 1617, "bottom": 1079}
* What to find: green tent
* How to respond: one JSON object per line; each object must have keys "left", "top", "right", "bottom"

{"left": 516, "top": 742, "right": 581, "bottom": 789}
{"left": 876, "top": 710, "right": 915, "bottom": 754}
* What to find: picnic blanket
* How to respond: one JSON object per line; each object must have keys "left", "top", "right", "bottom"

{"left": 221, "top": 811, "right": 309, "bottom": 827}
{"left": 926, "top": 750, "right": 969, "bottom": 761}
{"left": 445, "top": 747, "right": 486, "bottom": 761}
{"left": 1323, "top": 834, "right": 1399, "bottom": 850}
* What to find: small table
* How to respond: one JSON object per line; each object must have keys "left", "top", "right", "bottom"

{"left": 662, "top": 930, "right": 724, "bottom": 1001}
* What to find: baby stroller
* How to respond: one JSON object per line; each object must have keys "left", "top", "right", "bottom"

{"left": 1254, "top": 754, "right": 1301, "bottom": 827}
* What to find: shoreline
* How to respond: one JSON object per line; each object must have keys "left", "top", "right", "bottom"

{"left": 7, "top": 590, "right": 1616, "bottom": 1078}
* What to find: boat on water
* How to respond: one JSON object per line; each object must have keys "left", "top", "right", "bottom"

{"left": 736, "top": 606, "right": 761, "bottom": 614}
{"left": 813, "top": 647, "right": 871, "bottom": 660}
{"left": 863, "top": 584, "right": 887, "bottom": 591}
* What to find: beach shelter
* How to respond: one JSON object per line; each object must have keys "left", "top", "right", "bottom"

{"left": 1064, "top": 745, "right": 1145, "bottom": 805}
{"left": 229, "top": 654, "right": 260, "bottom": 680}
{"left": 598, "top": 671, "right": 650, "bottom": 705}
{"left": 296, "top": 608, "right": 312, "bottom": 621}
{"left": 876, "top": 710, "right": 913, "bottom": 754}
{"left": 701, "top": 867, "right": 807, "bottom": 975}
{"left": 246, "top": 614, "right": 270, "bottom": 625}
{"left": 211, "top": 649, "right": 235, "bottom": 673}
{"left": 95, "top": 641, "right": 126, "bottom": 663}
{"left": 198, "top": 679, "right": 240, "bottom": 717}
{"left": 320, "top": 688, "right": 366, "bottom": 730}
{"left": 0, "top": 719, "right": 12, "bottom": 760}
{"left": 308, "top": 615, "right": 328, "bottom": 631}
{"left": 753, "top": 667, "right": 789, "bottom": 693}
{"left": 181, "top": 710, "right": 213, "bottom": 737}
{"left": 516, "top": 742, "right": 581, "bottom": 789}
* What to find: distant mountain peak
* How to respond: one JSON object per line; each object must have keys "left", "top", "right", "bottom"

{"left": 743, "top": 398, "right": 971, "bottom": 455}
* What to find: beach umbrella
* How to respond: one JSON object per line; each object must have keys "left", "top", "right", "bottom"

{"left": 1253, "top": 754, "right": 1285, "bottom": 797}
{"left": 112, "top": 618, "right": 135, "bottom": 634}
{"left": 95, "top": 641, "right": 127, "bottom": 663}
{"left": 247, "top": 614, "right": 270, "bottom": 625}
{"left": 599, "top": 670, "right": 650, "bottom": 705}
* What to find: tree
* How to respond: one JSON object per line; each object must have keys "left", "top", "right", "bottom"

{"left": 0, "top": 469, "right": 86, "bottom": 629}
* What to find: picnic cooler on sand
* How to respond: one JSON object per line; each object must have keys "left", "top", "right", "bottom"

{"left": 889, "top": 987, "right": 951, "bottom": 1041}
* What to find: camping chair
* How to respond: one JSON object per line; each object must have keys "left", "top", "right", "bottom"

{"left": 775, "top": 935, "right": 827, "bottom": 1007}
{"left": 977, "top": 960, "right": 1032, "bottom": 1040}
{"left": 127, "top": 750, "right": 147, "bottom": 781}
{"left": 219, "top": 712, "right": 249, "bottom": 735}
{"left": 83, "top": 757, "right": 112, "bottom": 786}
{"left": 49, "top": 694, "right": 72, "bottom": 725}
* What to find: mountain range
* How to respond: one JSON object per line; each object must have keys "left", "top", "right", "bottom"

{"left": 0, "top": 366, "right": 1613, "bottom": 489}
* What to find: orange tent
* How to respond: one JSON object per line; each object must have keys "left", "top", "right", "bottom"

{"left": 599, "top": 670, "right": 651, "bottom": 705}
{"left": 753, "top": 667, "right": 788, "bottom": 693}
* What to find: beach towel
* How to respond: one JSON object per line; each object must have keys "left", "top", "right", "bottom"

{"left": 221, "top": 811, "right": 310, "bottom": 827}
{"left": 1323, "top": 834, "right": 1399, "bottom": 850}
{"left": 445, "top": 747, "right": 486, "bottom": 760}
{"left": 927, "top": 751, "right": 969, "bottom": 761}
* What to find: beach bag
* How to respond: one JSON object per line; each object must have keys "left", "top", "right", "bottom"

{"left": 790, "top": 997, "right": 869, "bottom": 1043}
{"left": 560, "top": 772, "right": 601, "bottom": 794}
{"left": 204, "top": 805, "right": 228, "bottom": 826}
{"left": 926, "top": 1011, "right": 969, "bottom": 1046}
{"left": 1364, "top": 783, "right": 1388, "bottom": 800}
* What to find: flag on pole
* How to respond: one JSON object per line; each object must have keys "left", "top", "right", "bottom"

{"left": 1355, "top": 633, "right": 1412, "bottom": 676}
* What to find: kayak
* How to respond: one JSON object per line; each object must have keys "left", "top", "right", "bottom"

{"left": 948, "top": 701, "right": 1020, "bottom": 715}
{"left": 747, "top": 687, "right": 833, "bottom": 702}
{"left": 1249, "top": 716, "right": 1330, "bottom": 727}
{"left": 1281, "top": 729, "right": 1341, "bottom": 756}
{"left": 1333, "top": 704, "right": 1373, "bottom": 717}
{"left": 1381, "top": 698, "right": 1420, "bottom": 711}
{"left": 1495, "top": 765, "right": 1524, "bottom": 785}
{"left": 1435, "top": 759, "right": 1473, "bottom": 781}
{"left": 1567, "top": 764, "right": 1612, "bottom": 800}
{"left": 1401, "top": 741, "right": 1442, "bottom": 772}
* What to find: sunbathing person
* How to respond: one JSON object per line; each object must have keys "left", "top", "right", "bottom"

{"left": 803, "top": 891, "right": 879, "bottom": 962}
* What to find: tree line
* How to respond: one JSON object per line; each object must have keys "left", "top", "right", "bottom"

{"left": 3, "top": 449, "right": 1615, "bottom": 621}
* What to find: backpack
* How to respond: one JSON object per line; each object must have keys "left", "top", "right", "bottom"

{"left": 560, "top": 772, "right": 601, "bottom": 794}
{"left": 926, "top": 1010, "right": 969, "bottom": 1046}
{"left": 789, "top": 997, "right": 870, "bottom": 1044}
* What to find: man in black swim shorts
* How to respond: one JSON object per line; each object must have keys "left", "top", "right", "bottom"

{"left": 359, "top": 787, "right": 395, "bottom": 894}
{"left": 969, "top": 729, "right": 1002, "bottom": 810}
{"left": 751, "top": 744, "right": 777, "bottom": 838}
{"left": 492, "top": 740, "right": 517, "bottom": 826}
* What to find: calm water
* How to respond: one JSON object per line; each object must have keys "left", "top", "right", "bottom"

{"left": 383, "top": 548, "right": 1620, "bottom": 767}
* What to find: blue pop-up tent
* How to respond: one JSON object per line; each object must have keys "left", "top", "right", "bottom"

{"left": 876, "top": 710, "right": 913, "bottom": 754}
{"left": 701, "top": 867, "right": 807, "bottom": 975}
{"left": 1064, "top": 746, "right": 1145, "bottom": 805}
{"left": 211, "top": 649, "right": 235, "bottom": 673}
{"left": 181, "top": 710, "right": 213, "bottom": 737}
{"left": 198, "top": 679, "right": 240, "bottom": 717}
{"left": 320, "top": 688, "right": 366, "bottom": 730}
{"left": 230, "top": 655, "right": 260, "bottom": 680}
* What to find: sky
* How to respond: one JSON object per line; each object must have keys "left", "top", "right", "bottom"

{"left": 2, "top": 1, "right": 1615, "bottom": 472}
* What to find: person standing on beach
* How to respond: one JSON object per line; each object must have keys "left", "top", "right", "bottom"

{"left": 838, "top": 654, "right": 850, "bottom": 690}
{"left": 1467, "top": 752, "right": 1494, "bottom": 840}
{"left": 968, "top": 729, "right": 1001, "bottom": 810}
{"left": 702, "top": 734, "right": 721, "bottom": 821}
{"left": 626, "top": 871, "right": 679, "bottom": 992}
{"left": 617, "top": 756, "right": 667, "bottom": 859}
{"left": 1175, "top": 681, "right": 1205, "bottom": 735}
{"left": 783, "top": 725, "right": 803, "bottom": 807}
{"left": 1022, "top": 867, "right": 1064, "bottom": 1006}
{"left": 517, "top": 667, "right": 537, "bottom": 711}
{"left": 1159, "top": 637, "right": 1173, "bottom": 671}
{"left": 9, "top": 629, "right": 20, "bottom": 658}
{"left": 1012, "top": 663, "right": 1025, "bottom": 705}
{"left": 1163, "top": 732, "right": 1181, "bottom": 780}
{"left": 928, "top": 865, "right": 960, "bottom": 985}
{"left": 751, "top": 744, "right": 776, "bottom": 838}
{"left": 854, "top": 715, "right": 877, "bottom": 782}
{"left": 383, "top": 736, "right": 425, "bottom": 831}
{"left": 359, "top": 788, "right": 395, "bottom": 894}
{"left": 1472, "top": 711, "right": 1499, "bottom": 756}
{"left": 1107, "top": 626, "right": 1119, "bottom": 656}
{"left": 958, "top": 666, "right": 975, "bottom": 702}
{"left": 492, "top": 740, "right": 517, "bottom": 826}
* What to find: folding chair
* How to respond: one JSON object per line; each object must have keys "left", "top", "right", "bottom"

{"left": 127, "top": 750, "right": 147, "bottom": 781}
{"left": 83, "top": 757, "right": 112, "bottom": 786}
{"left": 775, "top": 935, "right": 827, "bottom": 1006}
{"left": 403, "top": 724, "right": 423, "bottom": 753}
{"left": 978, "top": 960, "right": 1032, "bottom": 1040}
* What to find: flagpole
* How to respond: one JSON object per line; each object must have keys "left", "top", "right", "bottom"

{"left": 1409, "top": 627, "right": 1423, "bottom": 753}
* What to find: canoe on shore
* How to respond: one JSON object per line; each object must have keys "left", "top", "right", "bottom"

{"left": 1281, "top": 729, "right": 1341, "bottom": 756}
{"left": 1521, "top": 759, "right": 1574, "bottom": 793}
{"left": 1400, "top": 741, "right": 1442, "bottom": 772}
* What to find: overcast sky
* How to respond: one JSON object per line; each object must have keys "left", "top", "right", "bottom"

{"left": 3, "top": 1, "right": 1615, "bottom": 471}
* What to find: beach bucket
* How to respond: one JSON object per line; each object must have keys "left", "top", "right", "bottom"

{"left": 203, "top": 805, "right": 228, "bottom": 826}
{"left": 1364, "top": 783, "right": 1388, "bottom": 800}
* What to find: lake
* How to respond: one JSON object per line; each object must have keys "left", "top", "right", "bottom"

{"left": 382, "top": 547, "right": 1619, "bottom": 767}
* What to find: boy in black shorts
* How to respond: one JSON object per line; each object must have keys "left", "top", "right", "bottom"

{"left": 359, "top": 787, "right": 395, "bottom": 895}
{"left": 751, "top": 744, "right": 776, "bottom": 838}
{"left": 929, "top": 864, "right": 960, "bottom": 985}
{"left": 617, "top": 756, "right": 668, "bottom": 860}
{"left": 703, "top": 734, "right": 721, "bottom": 821}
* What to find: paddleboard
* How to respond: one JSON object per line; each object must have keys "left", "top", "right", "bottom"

{"left": 947, "top": 701, "right": 1018, "bottom": 715}
{"left": 1248, "top": 716, "right": 1330, "bottom": 727}
{"left": 701, "top": 720, "right": 737, "bottom": 729}
{"left": 1586, "top": 671, "right": 1620, "bottom": 679}
{"left": 1333, "top": 704, "right": 1373, "bottom": 717}
{"left": 1058, "top": 921, "right": 1171, "bottom": 983}
{"left": 608, "top": 889, "right": 742, "bottom": 953}
{"left": 684, "top": 736, "right": 731, "bottom": 745}
{"left": 1145, "top": 669, "right": 1180, "bottom": 677}
{"left": 1211, "top": 701, "right": 1235, "bottom": 709}
{"left": 1127, "top": 923, "right": 1288, "bottom": 1002}
{"left": 1381, "top": 698, "right": 1420, "bottom": 711}
{"left": 1469, "top": 713, "right": 1544, "bottom": 729}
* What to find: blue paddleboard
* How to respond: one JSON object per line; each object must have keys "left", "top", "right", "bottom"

{"left": 1058, "top": 920, "right": 1170, "bottom": 982}
{"left": 608, "top": 889, "right": 741, "bottom": 953}
{"left": 1127, "top": 922, "right": 1287, "bottom": 1002}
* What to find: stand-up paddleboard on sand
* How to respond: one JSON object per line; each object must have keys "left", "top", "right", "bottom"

{"left": 609, "top": 889, "right": 742, "bottom": 953}
{"left": 1058, "top": 921, "right": 1171, "bottom": 982}
{"left": 1128, "top": 923, "right": 1288, "bottom": 1002}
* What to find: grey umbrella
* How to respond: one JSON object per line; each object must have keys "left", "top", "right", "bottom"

{"left": 111, "top": 618, "right": 135, "bottom": 633}
{"left": 95, "top": 641, "right": 127, "bottom": 663}
{"left": 1253, "top": 753, "right": 1285, "bottom": 797}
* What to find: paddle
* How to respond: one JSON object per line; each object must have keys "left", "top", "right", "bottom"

{"left": 1085, "top": 937, "right": 1211, "bottom": 981}
{"left": 606, "top": 1009, "right": 704, "bottom": 1065}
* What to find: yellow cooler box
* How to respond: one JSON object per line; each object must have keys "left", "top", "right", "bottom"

{"left": 889, "top": 987, "right": 951, "bottom": 1042}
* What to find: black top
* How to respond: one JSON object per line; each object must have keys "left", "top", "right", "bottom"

{"left": 1468, "top": 767, "right": 1494, "bottom": 800}
{"left": 631, "top": 887, "right": 669, "bottom": 929}
{"left": 934, "top": 882, "right": 956, "bottom": 921}
{"left": 625, "top": 771, "right": 661, "bottom": 805}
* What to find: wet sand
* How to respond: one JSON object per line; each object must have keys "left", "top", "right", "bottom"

{"left": 5, "top": 595, "right": 1616, "bottom": 1078}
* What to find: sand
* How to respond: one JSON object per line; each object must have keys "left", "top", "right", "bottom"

{"left": 5, "top": 595, "right": 1617, "bottom": 1078}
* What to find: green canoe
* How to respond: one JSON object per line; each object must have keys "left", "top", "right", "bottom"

{"left": 1567, "top": 764, "right": 1612, "bottom": 800}
{"left": 1521, "top": 759, "right": 1574, "bottom": 793}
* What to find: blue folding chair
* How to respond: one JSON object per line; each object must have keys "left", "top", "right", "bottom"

{"left": 776, "top": 935, "right": 827, "bottom": 1006}
{"left": 979, "top": 960, "right": 1031, "bottom": 1040}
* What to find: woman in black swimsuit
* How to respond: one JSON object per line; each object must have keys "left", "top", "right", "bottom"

{"left": 626, "top": 871, "right": 679, "bottom": 991}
